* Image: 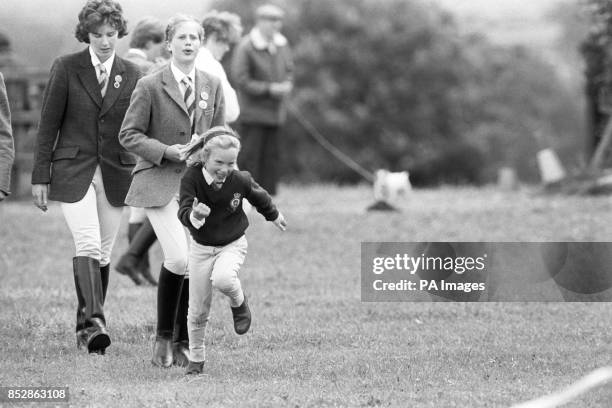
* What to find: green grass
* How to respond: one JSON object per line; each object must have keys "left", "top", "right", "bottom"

{"left": 0, "top": 184, "right": 611, "bottom": 407}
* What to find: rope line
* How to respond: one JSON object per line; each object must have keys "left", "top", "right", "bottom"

{"left": 287, "top": 103, "right": 375, "bottom": 183}
{"left": 510, "top": 366, "right": 612, "bottom": 408}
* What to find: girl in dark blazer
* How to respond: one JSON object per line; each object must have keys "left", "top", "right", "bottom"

{"left": 31, "top": 0, "right": 141, "bottom": 355}
{"left": 119, "top": 14, "right": 225, "bottom": 368}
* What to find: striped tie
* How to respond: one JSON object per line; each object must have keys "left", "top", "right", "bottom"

{"left": 182, "top": 77, "right": 195, "bottom": 132}
{"left": 98, "top": 64, "right": 107, "bottom": 97}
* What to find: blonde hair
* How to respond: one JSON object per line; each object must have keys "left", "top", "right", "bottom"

{"left": 165, "top": 14, "right": 204, "bottom": 42}
{"left": 186, "top": 126, "right": 241, "bottom": 166}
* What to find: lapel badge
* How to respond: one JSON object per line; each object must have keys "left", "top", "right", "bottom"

{"left": 113, "top": 82, "right": 120, "bottom": 88}
{"left": 200, "top": 91, "right": 209, "bottom": 100}
{"left": 230, "top": 193, "right": 241, "bottom": 212}
{"left": 115, "top": 75, "right": 122, "bottom": 83}
{"left": 199, "top": 100, "right": 208, "bottom": 109}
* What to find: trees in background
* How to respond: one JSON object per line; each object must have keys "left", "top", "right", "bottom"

{"left": 247, "top": 0, "right": 584, "bottom": 185}
{"left": 581, "top": 0, "right": 612, "bottom": 164}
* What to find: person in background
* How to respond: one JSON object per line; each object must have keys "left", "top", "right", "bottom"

{"left": 124, "top": 17, "right": 167, "bottom": 74}
{"left": 119, "top": 14, "right": 225, "bottom": 368}
{"left": 117, "top": 16, "right": 167, "bottom": 287}
{"left": 195, "top": 11, "right": 242, "bottom": 125}
{"left": 231, "top": 4, "right": 293, "bottom": 196}
{"left": 0, "top": 72, "right": 14, "bottom": 201}
{"left": 0, "top": 32, "right": 22, "bottom": 70}
{"left": 31, "top": 0, "right": 141, "bottom": 355}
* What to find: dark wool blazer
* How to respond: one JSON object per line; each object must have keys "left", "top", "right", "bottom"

{"left": 119, "top": 65, "right": 225, "bottom": 208}
{"left": 31, "top": 48, "right": 141, "bottom": 206}
{"left": 231, "top": 35, "right": 293, "bottom": 126}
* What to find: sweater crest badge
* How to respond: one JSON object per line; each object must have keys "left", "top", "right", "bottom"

{"left": 229, "top": 193, "right": 242, "bottom": 212}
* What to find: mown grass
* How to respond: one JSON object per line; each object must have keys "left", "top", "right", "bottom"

{"left": 0, "top": 184, "right": 611, "bottom": 407}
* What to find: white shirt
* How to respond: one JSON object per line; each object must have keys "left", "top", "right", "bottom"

{"left": 189, "top": 167, "right": 216, "bottom": 229}
{"left": 170, "top": 62, "right": 196, "bottom": 101}
{"left": 89, "top": 47, "right": 115, "bottom": 96}
{"left": 194, "top": 47, "right": 240, "bottom": 123}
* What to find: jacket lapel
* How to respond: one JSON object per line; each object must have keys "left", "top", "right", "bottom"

{"left": 194, "top": 70, "right": 211, "bottom": 133}
{"left": 76, "top": 48, "right": 102, "bottom": 108}
{"left": 162, "top": 66, "right": 189, "bottom": 116}
{"left": 99, "top": 57, "right": 126, "bottom": 117}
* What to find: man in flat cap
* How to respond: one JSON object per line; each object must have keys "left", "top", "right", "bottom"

{"left": 231, "top": 3, "right": 294, "bottom": 196}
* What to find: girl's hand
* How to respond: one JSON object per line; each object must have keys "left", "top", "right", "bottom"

{"left": 273, "top": 212, "right": 287, "bottom": 231}
{"left": 32, "top": 184, "right": 49, "bottom": 212}
{"left": 164, "top": 144, "right": 187, "bottom": 162}
{"left": 192, "top": 197, "right": 211, "bottom": 221}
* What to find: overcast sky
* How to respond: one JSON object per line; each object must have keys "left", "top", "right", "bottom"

{"left": 432, "top": 0, "right": 565, "bottom": 20}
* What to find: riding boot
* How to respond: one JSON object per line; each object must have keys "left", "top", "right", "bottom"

{"left": 73, "top": 256, "right": 111, "bottom": 354}
{"left": 100, "top": 263, "right": 109, "bottom": 303}
{"left": 116, "top": 220, "right": 157, "bottom": 286}
{"left": 73, "top": 259, "right": 87, "bottom": 350}
{"left": 129, "top": 221, "right": 158, "bottom": 286}
{"left": 152, "top": 266, "right": 184, "bottom": 367}
{"left": 172, "top": 278, "right": 190, "bottom": 367}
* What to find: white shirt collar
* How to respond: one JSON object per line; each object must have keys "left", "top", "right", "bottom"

{"left": 127, "top": 48, "right": 147, "bottom": 59}
{"left": 201, "top": 166, "right": 214, "bottom": 185}
{"left": 170, "top": 61, "right": 196, "bottom": 87}
{"left": 250, "top": 27, "right": 287, "bottom": 52}
{"left": 89, "top": 46, "right": 115, "bottom": 74}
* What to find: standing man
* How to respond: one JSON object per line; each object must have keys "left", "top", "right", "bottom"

{"left": 0, "top": 72, "right": 14, "bottom": 201}
{"left": 231, "top": 4, "right": 293, "bottom": 196}
{"left": 116, "top": 17, "right": 167, "bottom": 287}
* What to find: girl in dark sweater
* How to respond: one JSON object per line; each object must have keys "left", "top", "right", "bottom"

{"left": 178, "top": 126, "right": 286, "bottom": 374}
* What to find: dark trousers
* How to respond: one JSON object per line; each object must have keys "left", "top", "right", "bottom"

{"left": 237, "top": 123, "right": 280, "bottom": 195}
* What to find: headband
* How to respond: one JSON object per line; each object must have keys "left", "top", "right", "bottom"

{"left": 203, "top": 128, "right": 236, "bottom": 144}
{"left": 182, "top": 127, "right": 239, "bottom": 160}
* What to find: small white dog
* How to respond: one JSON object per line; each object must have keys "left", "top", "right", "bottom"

{"left": 373, "top": 169, "right": 412, "bottom": 204}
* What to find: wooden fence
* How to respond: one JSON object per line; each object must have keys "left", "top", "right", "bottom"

{"left": 4, "top": 68, "right": 48, "bottom": 198}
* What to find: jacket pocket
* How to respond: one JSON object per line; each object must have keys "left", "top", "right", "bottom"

{"left": 52, "top": 146, "right": 79, "bottom": 161}
{"left": 132, "top": 159, "right": 155, "bottom": 175}
{"left": 118, "top": 151, "right": 137, "bottom": 166}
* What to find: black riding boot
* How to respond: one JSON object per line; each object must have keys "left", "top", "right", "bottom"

{"left": 173, "top": 279, "right": 189, "bottom": 367}
{"left": 75, "top": 263, "right": 110, "bottom": 349}
{"left": 152, "top": 266, "right": 184, "bottom": 367}
{"left": 116, "top": 220, "right": 157, "bottom": 286}
{"left": 74, "top": 259, "right": 87, "bottom": 350}
{"left": 73, "top": 256, "right": 110, "bottom": 354}
{"left": 128, "top": 221, "right": 158, "bottom": 286}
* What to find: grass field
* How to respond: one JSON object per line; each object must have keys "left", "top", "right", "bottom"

{"left": 0, "top": 184, "right": 611, "bottom": 407}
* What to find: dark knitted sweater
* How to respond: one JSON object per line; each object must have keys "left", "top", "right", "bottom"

{"left": 178, "top": 165, "right": 279, "bottom": 246}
